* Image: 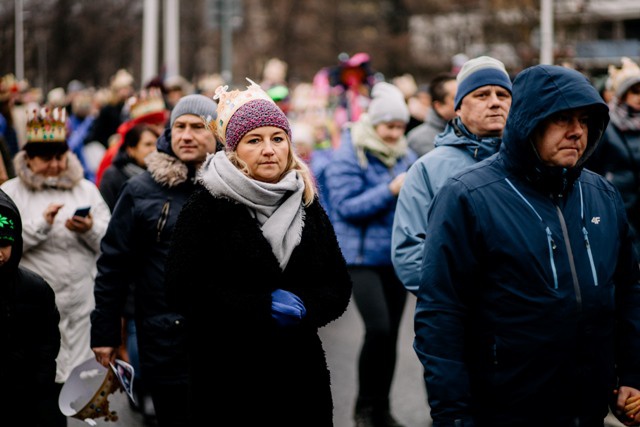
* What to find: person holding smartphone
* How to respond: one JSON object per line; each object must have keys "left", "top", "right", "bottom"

{"left": 0, "top": 106, "right": 110, "bottom": 427}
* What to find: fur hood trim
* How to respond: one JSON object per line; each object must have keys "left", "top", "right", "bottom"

{"left": 13, "top": 151, "right": 84, "bottom": 190}
{"left": 145, "top": 151, "right": 189, "bottom": 187}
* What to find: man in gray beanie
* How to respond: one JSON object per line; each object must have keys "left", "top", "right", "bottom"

{"left": 91, "top": 92, "right": 218, "bottom": 426}
{"left": 393, "top": 55, "right": 513, "bottom": 294}
{"left": 169, "top": 93, "right": 216, "bottom": 128}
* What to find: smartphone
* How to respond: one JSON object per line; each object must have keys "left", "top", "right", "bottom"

{"left": 73, "top": 206, "right": 91, "bottom": 217}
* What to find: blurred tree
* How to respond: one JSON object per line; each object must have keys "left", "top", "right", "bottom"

{"left": 0, "top": 0, "right": 626, "bottom": 94}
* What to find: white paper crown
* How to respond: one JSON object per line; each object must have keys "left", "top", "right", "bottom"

{"left": 213, "top": 78, "right": 274, "bottom": 143}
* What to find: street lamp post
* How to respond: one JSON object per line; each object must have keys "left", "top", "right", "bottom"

{"left": 164, "top": 0, "right": 180, "bottom": 79}
{"left": 15, "top": 0, "right": 24, "bottom": 81}
{"left": 540, "top": 0, "right": 554, "bottom": 65}
{"left": 142, "top": 0, "right": 159, "bottom": 85}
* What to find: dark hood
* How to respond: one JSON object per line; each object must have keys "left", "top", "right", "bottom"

{"left": 156, "top": 127, "right": 176, "bottom": 157}
{"left": 0, "top": 189, "right": 22, "bottom": 273}
{"left": 500, "top": 65, "right": 609, "bottom": 194}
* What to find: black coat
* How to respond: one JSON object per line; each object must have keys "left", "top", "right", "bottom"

{"left": 0, "top": 189, "right": 60, "bottom": 425}
{"left": 91, "top": 151, "right": 196, "bottom": 386}
{"left": 165, "top": 188, "right": 352, "bottom": 426}
{"left": 98, "top": 150, "right": 146, "bottom": 211}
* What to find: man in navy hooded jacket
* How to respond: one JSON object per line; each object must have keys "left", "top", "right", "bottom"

{"left": 414, "top": 64, "right": 640, "bottom": 427}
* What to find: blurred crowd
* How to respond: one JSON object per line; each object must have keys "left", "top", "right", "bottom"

{"left": 2, "top": 49, "right": 640, "bottom": 427}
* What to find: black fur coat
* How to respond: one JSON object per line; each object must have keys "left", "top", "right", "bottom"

{"left": 165, "top": 187, "right": 352, "bottom": 426}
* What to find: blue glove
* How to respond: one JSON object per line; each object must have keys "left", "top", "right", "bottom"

{"left": 271, "top": 289, "right": 306, "bottom": 327}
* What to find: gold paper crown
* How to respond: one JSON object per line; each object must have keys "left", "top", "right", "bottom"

{"left": 26, "top": 107, "right": 67, "bottom": 143}
{"left": 213, "top": 78, "right": 274, "bottom": 143}
{"left": 127, "top": 88, "right": 167, "bottom": 120}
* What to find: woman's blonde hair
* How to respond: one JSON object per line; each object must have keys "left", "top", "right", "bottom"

{"left": 227, "top": 134, "right": 317, "bottom": 206}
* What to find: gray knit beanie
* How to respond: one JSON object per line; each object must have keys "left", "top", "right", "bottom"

{"left": 170, "top": 94, "right": 217, "bottom": 127}
{"left": 367, "top": 82, "right": 410, "bottom": 126}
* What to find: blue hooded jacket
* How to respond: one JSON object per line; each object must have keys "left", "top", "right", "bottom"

{"left": 414, "top": 65, "right": 640, "bottom": 426}
{"left": 392, "top": 118, "right": 501, "bottom": 293}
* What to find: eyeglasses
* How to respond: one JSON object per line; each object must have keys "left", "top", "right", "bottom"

{"left": 36, "top": 153, "right": 67, "bottom": 162}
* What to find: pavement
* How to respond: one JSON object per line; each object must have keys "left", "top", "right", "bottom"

{"left": 67, "top": 294, "right": 628, "bottom": 427}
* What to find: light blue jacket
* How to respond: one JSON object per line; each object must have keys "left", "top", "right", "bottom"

{"left": 391, "top": 118, "right": 501, "bottom": 293}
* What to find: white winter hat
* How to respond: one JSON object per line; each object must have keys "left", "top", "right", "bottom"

{"left": 367, "top": 82, "right": 410, "bottom": 126}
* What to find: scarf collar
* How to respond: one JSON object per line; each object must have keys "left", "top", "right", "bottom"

{"left": 350, "top": 113, "right": 409, "bottom": 169}
{"left": 14, "top": 151, "right": 84, "bottom": 191}
{"left": 609, "top": 99, "right": 640, "bottom": 132}
{"left": 198, "top": 151, "right": 305, "bottom": 270}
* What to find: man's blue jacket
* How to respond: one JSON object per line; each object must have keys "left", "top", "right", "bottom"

{"left": 414, "top": 65, "right": 640, "bottom": 426}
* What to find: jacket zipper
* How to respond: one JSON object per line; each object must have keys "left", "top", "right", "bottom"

{"left": 156, "top": 200, "right": 171, "bottom": 242}
{"left": 505, "top": 178, "right": 559, "bottom": 289}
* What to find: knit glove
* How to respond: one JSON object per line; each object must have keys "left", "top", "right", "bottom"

{"left": 271, "top": 289, "right": 306, "bottom": 327}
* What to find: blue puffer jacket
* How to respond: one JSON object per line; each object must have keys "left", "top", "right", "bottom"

{"left": 327, "top": 127, "right": 416, "bottom": 266}
{"left": 414, "top": 65, "right": 640, "bottom": 427}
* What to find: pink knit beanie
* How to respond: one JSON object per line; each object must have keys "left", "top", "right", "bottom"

{"left": 225, "top": 99, "right": 291, "bottom": 151}
{"left": 214, "top": 78, "right": 292, "bottom": 151}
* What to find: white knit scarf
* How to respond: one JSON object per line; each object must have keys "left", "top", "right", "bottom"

{"left": 198, "top": 151, "right": 305, "bottom": 270}
{"left": 351, "top": 113, "right": 409, "bottom": 169}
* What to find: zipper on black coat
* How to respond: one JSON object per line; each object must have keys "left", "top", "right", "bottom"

{"left": 156, "top": 199, "right": 171, "bottom": 242}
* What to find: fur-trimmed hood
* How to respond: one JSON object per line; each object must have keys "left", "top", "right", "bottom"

{"left": 13, "top": 151, "right": 84, "bottom": 191}
{"left": 145, "top": 151, "right": 190, "bottom": 187}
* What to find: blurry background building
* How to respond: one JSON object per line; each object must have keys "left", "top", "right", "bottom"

{"left": 0, "top": 0, "right": 638, "bottom": 92}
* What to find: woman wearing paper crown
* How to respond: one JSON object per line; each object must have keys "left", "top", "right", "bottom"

{"left": 0, "top": 188, "right": 61, "bottom": 426}
{"left": 164, "top": 79, "right": 352, "bottom": 425}
{"left": 0, "top": 106, "right": 110, "bottom": 427}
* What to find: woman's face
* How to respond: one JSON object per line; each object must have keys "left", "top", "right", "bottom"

{"left": 374, "top": 121, "right": 407, "bottom": 144}
{"left": 624, "top": 83, "right": 640, "bottom": 111}
{"left": 27, "top": 151, "right": 68, "bottom": 177}
{"left": 235, "top": 126, "right": 290, "bottom": 183}
{"left": 126, "top": 129, "right": 157, "bottom": 167}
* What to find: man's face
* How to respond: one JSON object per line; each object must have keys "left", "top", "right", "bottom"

{"left": 434, "top": 80, "right": 458, "bottom": 121}
{"left": 534, "top": 108, "right": 590, "bottom": 168}
{"left": 170, "top": 114, "right": 217, "bottom": 165}
{"left": 457, "top": 85, "right": 512, "bottom": 137}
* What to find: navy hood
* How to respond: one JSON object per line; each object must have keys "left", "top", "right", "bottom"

{"left": 157, "top": 127, "right": 176, "bottom": 157}
{"left": 500, "top": 65, "right": 609, "bottom": 192}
